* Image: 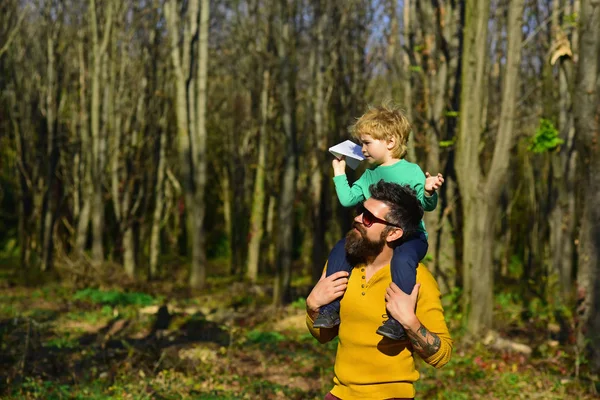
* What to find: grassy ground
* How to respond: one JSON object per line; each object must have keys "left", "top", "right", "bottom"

{"left": 0, "top": 263, "right": 598, "bottom": 399}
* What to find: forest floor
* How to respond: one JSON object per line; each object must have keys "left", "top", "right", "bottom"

{"left": 0, "top": 259, "right": 598, "bottom": 399}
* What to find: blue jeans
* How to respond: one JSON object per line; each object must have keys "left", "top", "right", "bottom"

{"left": 323, "top": 232, "right": 429, "bottom": 313}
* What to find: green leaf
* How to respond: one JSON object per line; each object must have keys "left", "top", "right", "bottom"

{"left": 528, "top": 118, "right": 564, "bottom": 153}
{"left": 439, "top": 137, "right": 456, "bottom": 148}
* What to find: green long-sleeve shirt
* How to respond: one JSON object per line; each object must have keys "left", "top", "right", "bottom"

{"left": 333, "top": 159, "right": 437, "bottom": 238}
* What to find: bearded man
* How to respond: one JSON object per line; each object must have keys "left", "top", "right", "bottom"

{"left": 306, "top": 180, "right": 453, "bottom": 400}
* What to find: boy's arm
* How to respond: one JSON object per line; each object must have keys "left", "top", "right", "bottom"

{"left": 412, "top": 168, "right": 438, "bottom": 212}
{"left": 333, "top": 172, "right": 369, "bottom": 207}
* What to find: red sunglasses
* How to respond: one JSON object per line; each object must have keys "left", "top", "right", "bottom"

{"left": 356, "top": 203, "right": 400, "bottom": 228}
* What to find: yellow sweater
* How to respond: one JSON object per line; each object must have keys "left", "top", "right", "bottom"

{"left": 306, "top": 263, "right": 452, "bottom": 400}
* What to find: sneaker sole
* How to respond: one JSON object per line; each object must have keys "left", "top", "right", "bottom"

{"left": 375, "top": 327, "right": 406, "bottom": 341}
{"left": 313, "top": 319, "right": 341, "bottom": 329}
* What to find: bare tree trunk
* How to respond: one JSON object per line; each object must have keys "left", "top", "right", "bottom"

{"left": 455, "top": 0, "right": 490, "bottom": 321}
{"left": 273, "top": 0, "right": 298, "bottom": 305}
{"left": 189, "top": 0, "right": 210, "bottom": 288}
{"left": 150, "top": 113, "right": 167, "bottom": 279}
{"left": 247, "top": 69, "right": 270, "bottom": 282}
{"left": 220, "top": 166, "right": 234, "bottom": 274}
{"left": 41, "top": 32, "right": 59, "bottom": 271}
{"left": 549, "top": 0, "right": 578, "bottom": 302}
{"left": 89, "top": 0, "right": 113, "bottom": 263}
{"left": 309, "top": 0, "right": 330, "bottom": 283}
{"left": 573, "top": 0, "right": 600, "bottom": 373}
{"left": 165, "top": 0, "right": 209, "bottom": 289}
{"left": 456, "top": 0, "right": 524, "bottom": 335}
{"left": 75, "top": 40, "right": 91, "bottom": 255}
{"left": 13, "top": 121, "right": 33, "bottom": 269}
{"left": 416, "top": 0, "right": 454, "bottom": 275}
{"left": 385, "top": 0, "right": 398, "bottom": 100}
{"left": 266, "top": 194, "right": 276, "bottom": 273}
{"left": 403, "top": 0, "right": 416, "bottom": 161}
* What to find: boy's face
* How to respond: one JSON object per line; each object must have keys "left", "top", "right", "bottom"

{"left": 359, "top": 134, "right": 391, "bottom": 164}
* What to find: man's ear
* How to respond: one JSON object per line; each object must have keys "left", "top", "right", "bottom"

{"left": 386, "top": 227, "right": 404, "bottom": 243}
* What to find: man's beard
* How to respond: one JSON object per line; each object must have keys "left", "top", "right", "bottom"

{"left": 344, "top": 222, "right": 386, "bottom": 266}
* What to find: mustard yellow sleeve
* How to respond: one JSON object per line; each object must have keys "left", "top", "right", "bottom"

{"left": 306, "top": 312, "right": 339, "bottom": 344}
{"left": 415, "top": 265, "right": 453, "bottom": 368}
{"left": 305, "top": 262, "right": 340, "bottom": 343}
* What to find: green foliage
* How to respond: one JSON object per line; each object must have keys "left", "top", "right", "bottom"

{"left": 508, "top": 255, "right": 523, "bottom": 278}
{"left": 206, "top": 232, "right": 230, "bottom": 259}
{"left": 563, "top": 13, "right": 578, "bottom": 28}
{"left": 246, "top": 329, "right": 285, "bottom": 345}
{"left": 73, "top": 288, "right": 159, "bottom": 307}
{"left": 441, "top": 286, "right": 463, "bottom": 327}
{"left": 46, "top": 334, "right": 77, "bottom": 349}
{"left": 65, "top": 305, "right": 114, "bottom": 325}
{"left": 439, "top": 137, "right": 456, "bottom": 148}
{"left": 17, "top": 378, "right": 74, "bottom": 399}
{"left": 290, "top": 297, "right": 306, "bottom": 310}
{"left": 0, "top": 238, "right": 19, "bottom": 258}
{"left": 528, "top": 119, "right": 563, "bottom": 153}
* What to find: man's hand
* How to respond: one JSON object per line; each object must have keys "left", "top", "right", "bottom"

{"left": 306, "top": 270, "right": 349, "bottom": 319}
{"left": 425, "top": 172, "right": 444, "bottom": 196}
{"left": 386, "top": 282, "right": 442, "bottom": 358}
{"left": 332, "top": 156, "right": 347, "bottom": 176}
{"left": 385, "top": 282, "right": 420, "bottom": 331}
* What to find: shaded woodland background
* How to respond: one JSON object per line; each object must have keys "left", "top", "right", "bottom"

{"left": 1, "top": 0, "right": 600, "bottom": 391}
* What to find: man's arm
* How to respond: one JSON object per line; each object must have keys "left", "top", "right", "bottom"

{"left": 305, "top": 269, "right": 348, "bottom": 343}
{"left": 385, "top": 272, "right": 453, "bottom": 368}
{"left": 406, "top": 322, "right": 442, "bottom": 359}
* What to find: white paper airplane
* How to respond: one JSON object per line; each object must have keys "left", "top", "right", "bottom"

{"left": 328, "top": 140, "right": 365, "bottom": 170}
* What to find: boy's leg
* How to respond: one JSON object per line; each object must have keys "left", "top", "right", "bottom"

{"left": 313, "top": 238, "right": 352, "bottom": 329}
{"left": 376, "top": 233, "right": 428, "bottom": 340}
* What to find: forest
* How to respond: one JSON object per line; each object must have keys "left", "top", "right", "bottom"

{"left": 0, "top": 0, "right": 599, "bottom": 398}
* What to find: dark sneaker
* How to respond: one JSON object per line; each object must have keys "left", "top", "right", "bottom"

{"left": 376, "top": 317, "right": 407, "bottom": 340}
{"left": 313, "top": 304, "right": 341, "bottom": 329}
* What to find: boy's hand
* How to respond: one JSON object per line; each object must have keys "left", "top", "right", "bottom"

{"left": 425, "top": 172, "right": 444, "bottom": 195}
{"left": 332, "top": 156, "right": 346, "bottom": 176}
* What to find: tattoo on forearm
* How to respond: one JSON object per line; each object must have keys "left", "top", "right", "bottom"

{"left": 407, "top": 323, "right": 441, "bottom": 358}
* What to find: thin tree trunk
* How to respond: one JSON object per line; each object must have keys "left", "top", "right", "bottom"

{"left": 273, "top": 0, "right": 298, "bottom": 305}
{"left": 455, "top": 0, "right": 490, "bottom": 320}
{"left": 310, "top": 0, "right": 329, "bottom": 283}
{"left": 75, "top": 40, "right": 91, "bottom": 255}
{"left": 13, "top": 120, "right": 32, "bottom": 269}
{"left": 41, "top": 33, "right": 59, "bottom": 271}
{"left": 247, "top": 69, "right": 270, "bottom": 282}
{"left": 403, "top": 0, "right": 416, "bottom": 161}
{"left": 573, "top": 0, "right": 600, "bottom": 373}
{"left": 89, "top": 0, "right": 113, "bottom": 263}
{"left": 549, "top": 0, "right": 578, "bottom": 302}
{"left": 150, "top": 113, "right": 168, "bottom": 279}
{"left": 266, "top": 194, "right": 276, "bottom": 273}
{"left": 456, "top": 0, "right": 524, "bottom": 335}
{"left": 189, "top": 0, "right": 210, "bottom": 289}
{"left": 165, "top": 0, "right": 208, "bottom": 289}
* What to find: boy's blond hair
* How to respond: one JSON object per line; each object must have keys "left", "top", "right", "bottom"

{"left": 349, "top": 103, "right": 412, "bottom": 159}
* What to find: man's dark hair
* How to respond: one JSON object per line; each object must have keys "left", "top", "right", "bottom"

{"left": 368, "top": 180, "right": 424, "bottom": 239}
